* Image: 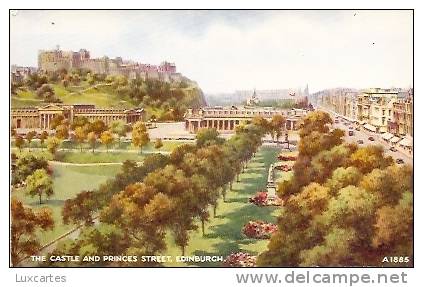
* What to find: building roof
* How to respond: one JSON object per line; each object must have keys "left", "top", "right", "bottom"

{"left": 398, "top": 137, "right": 412, "bottom": 147}
{"left": 381, "top": 132, "right": 394, "bottom": 140}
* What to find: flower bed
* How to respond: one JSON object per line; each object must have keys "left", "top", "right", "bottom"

{"left": 249, "top": 191, "right": 283, "bottom": 206}
{"left": 274, "top": 164, "right": 292, "bottom": 172}
{"left": 242, "top": 220, "right": 278, "bottom": 239}
{"left": 277, "top": 155, "right": 297, "bottom": 161}
{"left": 223, "top": 252, "right": 257, "bottom": 267}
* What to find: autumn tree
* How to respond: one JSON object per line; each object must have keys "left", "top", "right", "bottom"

{"left": 132, "top": 121, "right": 150, "bottom": 153}
{"left": 15, "top": 135, "right": 25, "bottom": 152}
{"left": 195, "top": 128, "right": 224, "bottom": 147}
{"left": 100, "top": 131, "right": 114, "bottom": 152}
{"left": 46, "top": 136, "right": 61, "bottom": 156}
{"left": 62, "top": 191, "right": 99, "bottom": 226}
{"left": 11, "top": 198, "right": 54, "bottom": 266}
{"left": 154, "top": 138, "right": 163, "bottom": 149}
{"left": 26, "top": 168, "right": 54, "bottom": 204}
{"left": 25, "top": 131, "right": 37, "bottom": 152}
{"left": 258, "top": 110, "right": 413, "bottom": 267}
{"left": 271, "top": 114, "right": 286, "bottom": 143}
{"left": 39, "top": 131, "right": 49, "bottom": 150}
{"left": 100, "top": 183, "right": 173, "bottom": 259}
{"left": 55, "top": 124, "right": 69, "bottom": 140}
{"left": 144, "top": 166, "right": 198, "bottom": 255}
{"left": 110, "top": 120, "right": 129, "bottom": 148}
{"left": 74, "top": 126, "right": 87, "bottom": 152}
{"left": 87, "top": 132, "right": 97, "bottom": 153}
{"left": 90, "top": 119, "right": 107, "bottom": 136}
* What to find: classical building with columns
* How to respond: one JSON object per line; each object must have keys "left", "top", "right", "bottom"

{"left": 184, "top": 106, "right": 307, "bottom": 133}
{"left": 11, "top": 104, "right": 144, "bottom": 130}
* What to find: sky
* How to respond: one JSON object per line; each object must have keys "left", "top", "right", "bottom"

{"left": 10, "top": 10, "right": 413, "bottom": 94}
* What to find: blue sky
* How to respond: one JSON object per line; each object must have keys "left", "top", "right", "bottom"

{"left": 10, "top": 10, "right": 413, "bottom": 94}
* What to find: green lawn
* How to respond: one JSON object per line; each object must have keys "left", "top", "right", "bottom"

{"left": 12, "top": 140, "right": 184, "bottom": 164}
{"left": 56, "top": 151, "right": 146, "bottom": 164}
{"left": 12, "top": 163, "right": 121, "bottom": 245}
{"left": 162, "top": 146, "right": 284, "bottom": 267}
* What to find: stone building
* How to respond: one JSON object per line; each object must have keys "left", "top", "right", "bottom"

{"left": 11, "top": 104, "right": 144, "bottom": 130}
{"left": 184, "top": 106, "right": 307, "bottom": 133}
{"left": 38, "top": 48, "right": 179, "bottom": 81}
{"left": 389, "top": 97, "right": 413, "bottom": 137}
{"left": 357, "top": 88, "right": 400, "bottom": 133}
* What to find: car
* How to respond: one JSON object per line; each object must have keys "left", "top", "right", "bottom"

{"left": 355, "top": 127, "right": 361, "bottom": 131}
{"left": 396, "top": 158, "right": 405, "bottom": 164}
{"left": 389, "top": 147, "right": 397, "bottom": 152}
{"left": 348, "top": 131, "right": 354, "bottom": 136}
{"left": 368, "top": 136, "right": 375, "bottom": 141}
{"left": 348, "top": 126, "right": 354, "bottom": 130}
{"left": 357, "top": 140, "right": 364, "bottom": 144}
{"left": 334, "top": 120, "right": 339, "bottom": 124}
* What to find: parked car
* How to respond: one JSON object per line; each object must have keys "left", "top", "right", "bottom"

{"left": 368, "top": 136, "right": 375, "bottom": 141}
{"left": 348, "top": 131, "right": 354, "bottom": 136}
{"left": 396, "top": 158, "right": 405, "bottom": 164}
{"left": 334, "top": 120, "right": 339, "bottom": 124}
{"left": 355, "top": 127, "right": 361, "bottom": 131}
{"left": 389, "top": 147, "right": 398, "bottom": 152}
{"left": 357, "top": 140, "right": 364, "bottom": 144}
{"left": 348, "top": 126, "right": 354, "bottom": 130}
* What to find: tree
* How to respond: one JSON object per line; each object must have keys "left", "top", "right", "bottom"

{"left": 271, "top": 114, "right": 286, "bottom": 143}
{"left": 100, "top": 131, "right": 114, "bottom": 152}
{"left": 90, "top": 120, "right": 107, "bottom": 136}
{"left": 132, "top": 122, "right": 150, "bottom": 154}
{"left": 11, "top": 198, "right": 54, "bottom": 266}
{"left": 25, "top": 131, "right": 37, "bottom": 152}
{"left": 46, "top": 136, "right": 61, "bottom": 156}
{"left": 195, "top": 128, "right": 224, "bottom": 147}
{"left": 36, "top": 84, "right": 54, "bottom": 99}
{"left": 154, "top": 138, "right": 163, "bottom": 149}
{"left": 25, "top": 169, "right": 54, "bottom": 204}
{"left": 349, "top": 145, "right": 393, "bottom": 174}
{"left": 39, "top": 131, "right": 49, "bottom": 150}
{"left": 55, "top": 124, "right": 69, "bottom": 140}
{"left": 12, "top": 154, "right": 49, "bottom": 186}
{"left": 71, "top": 116, "right": 89, "bottom": 130}
{"left": 62, "top": 191, "right": 99, "bottom": 226}
{"left": 74, "top": 126, "right": 87, "bottom": 152}
{"left": 87, "top": 132, "right": 97, "bottom": 153}
{"left": 15, "top": 135, "right": 25, "bottom": 152}
{"left": 50, "top": 115, "right": 65, "bottom": 130}
{"left": 100, "top": 183, "right": 173, "bottom": 257}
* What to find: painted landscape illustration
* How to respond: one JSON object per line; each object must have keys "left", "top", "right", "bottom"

{"left": 10, "top": 10, "right": 413, "bottom": 267}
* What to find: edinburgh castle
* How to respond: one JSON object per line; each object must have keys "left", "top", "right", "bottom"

{"left": 38, "top": 47, "right": 183, "bottom": 82}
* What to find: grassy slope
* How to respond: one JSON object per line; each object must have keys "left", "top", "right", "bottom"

{"left": 12, "top": 83, "right": 134, "bottom": 108}
{"left": 11, "top": 82, "right": 202, "bottom": 110}
{"left": 12, "top": 164, "right": 121, "bottom": 245}
{"left": 163, "top": 146, "right": 294, "bottom": 267}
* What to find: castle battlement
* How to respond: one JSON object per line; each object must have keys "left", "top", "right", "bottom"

{"left": 38, "top": 48, "right": 178, "bottom": 81}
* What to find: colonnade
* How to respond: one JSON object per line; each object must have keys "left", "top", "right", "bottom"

{"left": 185, "top": 118, "right": 298, "bottom": 133}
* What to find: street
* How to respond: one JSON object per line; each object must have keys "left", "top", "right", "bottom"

{"left": 318, "top": 108, "right": 413, "bottom": 166}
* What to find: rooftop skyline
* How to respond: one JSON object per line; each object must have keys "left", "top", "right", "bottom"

{"left": 10, "top": 10, "right": 413, "bottom": 94}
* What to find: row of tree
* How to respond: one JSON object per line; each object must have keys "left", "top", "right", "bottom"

{"left": 43, "top": 121, "right": 267, "bottom": 266}
{"left": 14, "top": 117, "right": 159, "bottom": 155}
{"left": 257, "top": 111, "right": 413, "bottom": 267}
